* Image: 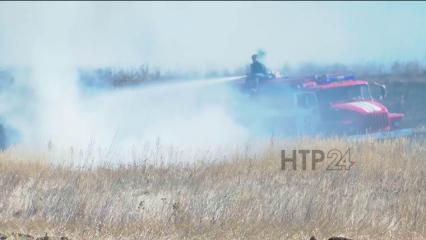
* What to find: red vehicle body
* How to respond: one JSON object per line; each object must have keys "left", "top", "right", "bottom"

{"left": 305, "top": 76, "right": 403, "bottom": 135}
{"left": 236, "top": 74, "right": 406, "bottom": 137}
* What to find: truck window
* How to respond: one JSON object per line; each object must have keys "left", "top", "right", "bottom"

{"left": 317, "top": 85, "right": 372, "bottom": 105}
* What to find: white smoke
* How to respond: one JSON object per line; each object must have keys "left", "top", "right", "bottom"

{"left": 0, "top": 2, "right": 255, "bottom": 154}
{"left": 2, "top": 2, "right": 422, "bottom": 157}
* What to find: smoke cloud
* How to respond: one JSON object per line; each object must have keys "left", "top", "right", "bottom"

{"left": 0, "top": 2, "right": 256, "bottom": 154}
{"left": 0, "top": 2, "right": 425, "bottom": 159}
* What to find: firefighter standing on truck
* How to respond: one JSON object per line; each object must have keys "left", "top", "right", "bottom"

{"left": 247, "top": 54, "right": 268, "bottom": 91}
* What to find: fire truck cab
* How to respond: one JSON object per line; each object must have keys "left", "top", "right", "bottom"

{"left": 236, "top": 73, "right": 410, "bottom": 138}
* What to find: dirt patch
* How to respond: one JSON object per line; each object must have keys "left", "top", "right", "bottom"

{"left": 0, "top": 233, "right": 69, "bottom": 240}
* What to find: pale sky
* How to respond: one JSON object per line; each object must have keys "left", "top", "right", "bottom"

{"left": 0, "top": 1, "right": 426, "bottom": 70}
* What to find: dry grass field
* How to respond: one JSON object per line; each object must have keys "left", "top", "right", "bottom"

{"left": 0, "top": 138, "right": 425, "bottom": 239}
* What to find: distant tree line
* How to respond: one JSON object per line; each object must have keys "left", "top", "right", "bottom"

{"left": 79, "top": 60, "right": 426, "bottom": 88}
{"left": 2, "top": 60, "right": 426, "bottom": 88}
